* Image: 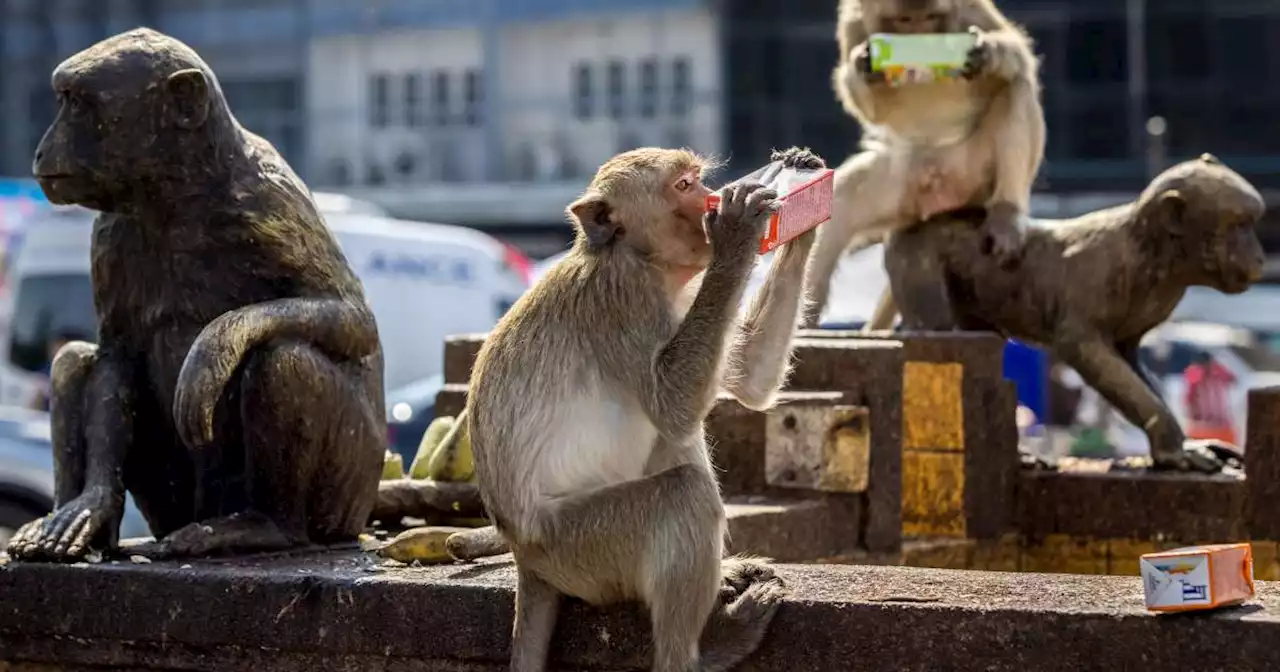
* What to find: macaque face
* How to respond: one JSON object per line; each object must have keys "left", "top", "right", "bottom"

{"left": 660, "top": 165, "right": 715, "bottom": 270}
{"left": 873, "top": 0, "right": 955, "bottom": 34}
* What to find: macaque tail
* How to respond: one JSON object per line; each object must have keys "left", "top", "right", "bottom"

{"left": 173, "top": 297, "right": 378, "bottom": 450}
{"left": 445, "top": 525, "right": 510, "bottom": 561}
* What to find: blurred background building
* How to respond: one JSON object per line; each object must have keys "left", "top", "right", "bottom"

{"left": 1, "top": 0, "right": 1279, "bottom": 251}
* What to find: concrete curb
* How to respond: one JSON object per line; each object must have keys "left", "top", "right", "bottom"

{"left": 2, "top": 552, "right": 1277, "bottom": 671}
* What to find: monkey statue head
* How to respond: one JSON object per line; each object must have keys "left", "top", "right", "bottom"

{"left": 863, "top": 0, "right": 959, "bottom": 34}
{"left": 31, "top": 27, "right": 241, "bottom": 212}
{"left": 1137, "top": 155, "right": 1266, "bottom": 295}
{"left": 567, "top": 147, "right": 718, "bottom": 272}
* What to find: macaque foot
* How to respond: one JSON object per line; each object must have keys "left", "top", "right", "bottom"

{"left": 981, "top": 203, "right": 1025, "bottom": 267}
{"left": 770, "top": 147, "right": 826, "bottom": 170}
{"left": 1150, "top": 442, "right": 1226, "bottom": 475}
{"left": 718, "top": 557, "right": 779, "bottom": 603}
{"left": 128, "top": 511, "right": 301, "bottom": 560}
{"left": 6, "top": 486, "right": 122, "bottom": 562}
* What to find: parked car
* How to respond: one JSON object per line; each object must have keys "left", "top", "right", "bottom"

{"left": 385, "top": 373, "right": 445, "bottom": 464}
{"left": 0, "top": 405, "right": 149, "bottom": 547}
{"left": 0, "top": 202, "right": 531, "bottom": 406}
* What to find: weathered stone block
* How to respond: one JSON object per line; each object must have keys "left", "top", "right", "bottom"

{"left": 764, "top": 403, "right": 870, "bottom": 493}
{"left": 4, "top": 553, "right": 1279, "bottom": 671}
{"left": 1247, "top": 386, "right": 1280, "bottom": 539}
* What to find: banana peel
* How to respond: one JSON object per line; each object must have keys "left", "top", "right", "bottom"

{"left": 409, "top": 416, "right": 456, "bottom": 479}
{"left": 376, "top": 526, "right": 469, "bottom": 564}
{"left": 381, "top": 450, "right": 405, "bottom": 480}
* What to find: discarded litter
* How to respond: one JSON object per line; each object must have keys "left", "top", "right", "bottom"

{"left": 1140, "top": 543, "right": 1255, "bottom": 613}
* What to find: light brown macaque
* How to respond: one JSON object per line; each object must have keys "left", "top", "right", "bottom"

{"left": 804, "top": 0, "right": 1046, "bottom": 329}
{"left": 447, "top": 147, "right": 823, "bottom": 671}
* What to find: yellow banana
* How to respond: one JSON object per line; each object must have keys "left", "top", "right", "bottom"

{"left": 409, "top": 416, "right": 456, "bottom": 479}
{"left": 381, "top": 450, "right": 404, "bottom": 480}
{"left": 426, "top": 415, "right": 474, "bottom": 482}
{"left": 377, "top": 526, "right": 469, "bottom": 564}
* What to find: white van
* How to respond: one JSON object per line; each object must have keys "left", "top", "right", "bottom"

{"left": 0, "top": 203, "right": 529, "bottom": 407}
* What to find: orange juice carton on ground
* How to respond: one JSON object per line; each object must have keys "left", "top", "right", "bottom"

{"left": 704, "top": 161, "right": 834, "bottom": 255}
{"left": 1140, "top": 543, "right": 1255, "bottom": 613}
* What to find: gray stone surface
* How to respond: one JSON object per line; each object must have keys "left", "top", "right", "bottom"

{"left": 2, "top": 551, "right": 1277, "bottom": 671}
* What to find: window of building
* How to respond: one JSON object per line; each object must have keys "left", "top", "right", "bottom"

{"left": 463, "top": 68, "right": 483, "bottom": 127}
{"left": 369, "top": 73, "right": 390, "bottom": 128}
{"left": 671, "top": 57, "right": 691, "bottom": 117}
{"left": 1147, "top": 13, "right": 1211, "bottom": 82}
{"left": 1065, "top": 19, "right": 1127, "bottom": 84}
{"left": 573, "top": 62, "right": 594, "bottom": 120}
{"left": 431, "top": 71, "right": 451, "bottom": 126}
{"left": 607, "top": 60, "right": 625, "bottom": 119}
{"left": 639, "top": 58, "right": 658, "bottom": 119}
{"left": 405, "top": 73, "right": 425, "bottom": 128}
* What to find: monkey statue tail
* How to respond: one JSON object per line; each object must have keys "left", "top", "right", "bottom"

{"left": 172, "top": 297, "right": 380, "bottom": 451}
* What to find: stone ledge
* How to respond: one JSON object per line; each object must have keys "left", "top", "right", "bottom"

{"left": 2, "top": 551, "right": 1278, "bottom": 671}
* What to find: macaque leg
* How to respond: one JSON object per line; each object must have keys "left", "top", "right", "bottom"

{"left": 147, "top": 342, "right": 384, "bottom": 558}
{"left": 1056, "top": 335, "right": 1223, "bottom": 474}
{"left": 510, "top": 565, "right": 562, "bottom": 672}
{"left": 865, "top": 288, "right": 898, "bottom": 332}
{"left": 521, "top": 463, "right": 782, "bottom": 672}
{"left": 8, "top": 343, "right": 133, "bottom": 561}
{"left": 725, "top": 230, "right": 815, "bottom": 408}
{"left": 802, "top": 150, "right": 904, "bottom": 327}
{"left": 975, "top": 81, "right": 1045, "bottom": 263}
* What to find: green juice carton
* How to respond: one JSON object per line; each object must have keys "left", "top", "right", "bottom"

{"left": 869, "top": 32, "right": 978, "bottom": 87}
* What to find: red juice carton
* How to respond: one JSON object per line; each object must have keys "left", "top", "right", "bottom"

{"left": 704, "top": 161, "right": 834, "bottom": 255}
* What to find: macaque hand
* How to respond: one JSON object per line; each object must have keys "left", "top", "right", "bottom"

{"left": 770, "top": 147, "right": 827, "bottom": 171}
{"left": 963, "top": 26, "right": 1021, "bottom": 82}
{"left": 852, "top": 43, "right": 886, "bottom": 84}
{"left": 706, "top": 182, "right": 778, "bottom": 262}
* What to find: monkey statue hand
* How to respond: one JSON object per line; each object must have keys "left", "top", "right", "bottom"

{"left": 851, "top": 42, "right": 886, "bottom": 84}
{"left": 962, "top": 26, "right": 1022, "bottom": 82}
{"left": 706, "top": 182, "right": 778, "bottom": 264}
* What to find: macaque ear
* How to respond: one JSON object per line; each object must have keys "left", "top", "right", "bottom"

{"left": 569, "top": 193, "right": 622, "bottom": 248}
{"left": 1151, "top": 189, "right": 1187, "bottom": 233}
{"left": 166, "top": 68, "right": 210, "bottom": 130}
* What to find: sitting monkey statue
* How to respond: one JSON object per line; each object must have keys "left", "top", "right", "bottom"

{"left": 884, "top": 154, "right": 1265, "bottom": 474}
{"left": 7, "top": 28, "right": 385, "bottom": 562}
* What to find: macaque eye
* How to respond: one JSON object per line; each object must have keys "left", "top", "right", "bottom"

{"left": 675, "top": 178, "right": 692, "bottom": 191}
{"left": 927, "top": 12, "right": 945, "bottom": 22}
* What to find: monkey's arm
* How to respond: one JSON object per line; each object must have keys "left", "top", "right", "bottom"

{"left": 173, "top": 297, "right": 379, "bottom": 450}
{"left": 723, "top": 234, "right": 815, "bottom": 411}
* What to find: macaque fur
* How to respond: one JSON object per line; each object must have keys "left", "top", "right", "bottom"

{"left": 806, "top": 0, "right": 1046, "bottom": 329}
{"left": 884, "top": 155, "right": 1266, "bottom": 474}
{"left": 453, "top": 147, "right": 823, "bottom": 671}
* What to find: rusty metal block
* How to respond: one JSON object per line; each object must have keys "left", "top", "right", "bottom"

{"left": 901, "top": 451, "right": 966, "bottom": 538}
{"left": 765, "top": 403, "right": 871, "bottom": 493}
{"left": 1021, "top": 534, "right": 1108, "bottom": 575}
{"left": 443, "top": 333, "right": 487, "bottom": 384}
{"left": 902, "top": 361, "right": 965, "bottom": 451}
{"left": 1106, "top": 539, "right": 1159, "bottom": 576}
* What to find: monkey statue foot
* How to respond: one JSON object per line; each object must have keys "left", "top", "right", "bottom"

{"left": 6, "top": 485, "right": 122, "bottom": 563}
{"left": 1150, "top": 441, "right": 1228, "bottom": 475}
{"left": 127, "top": 511, "right": 302, "bottom": 560}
